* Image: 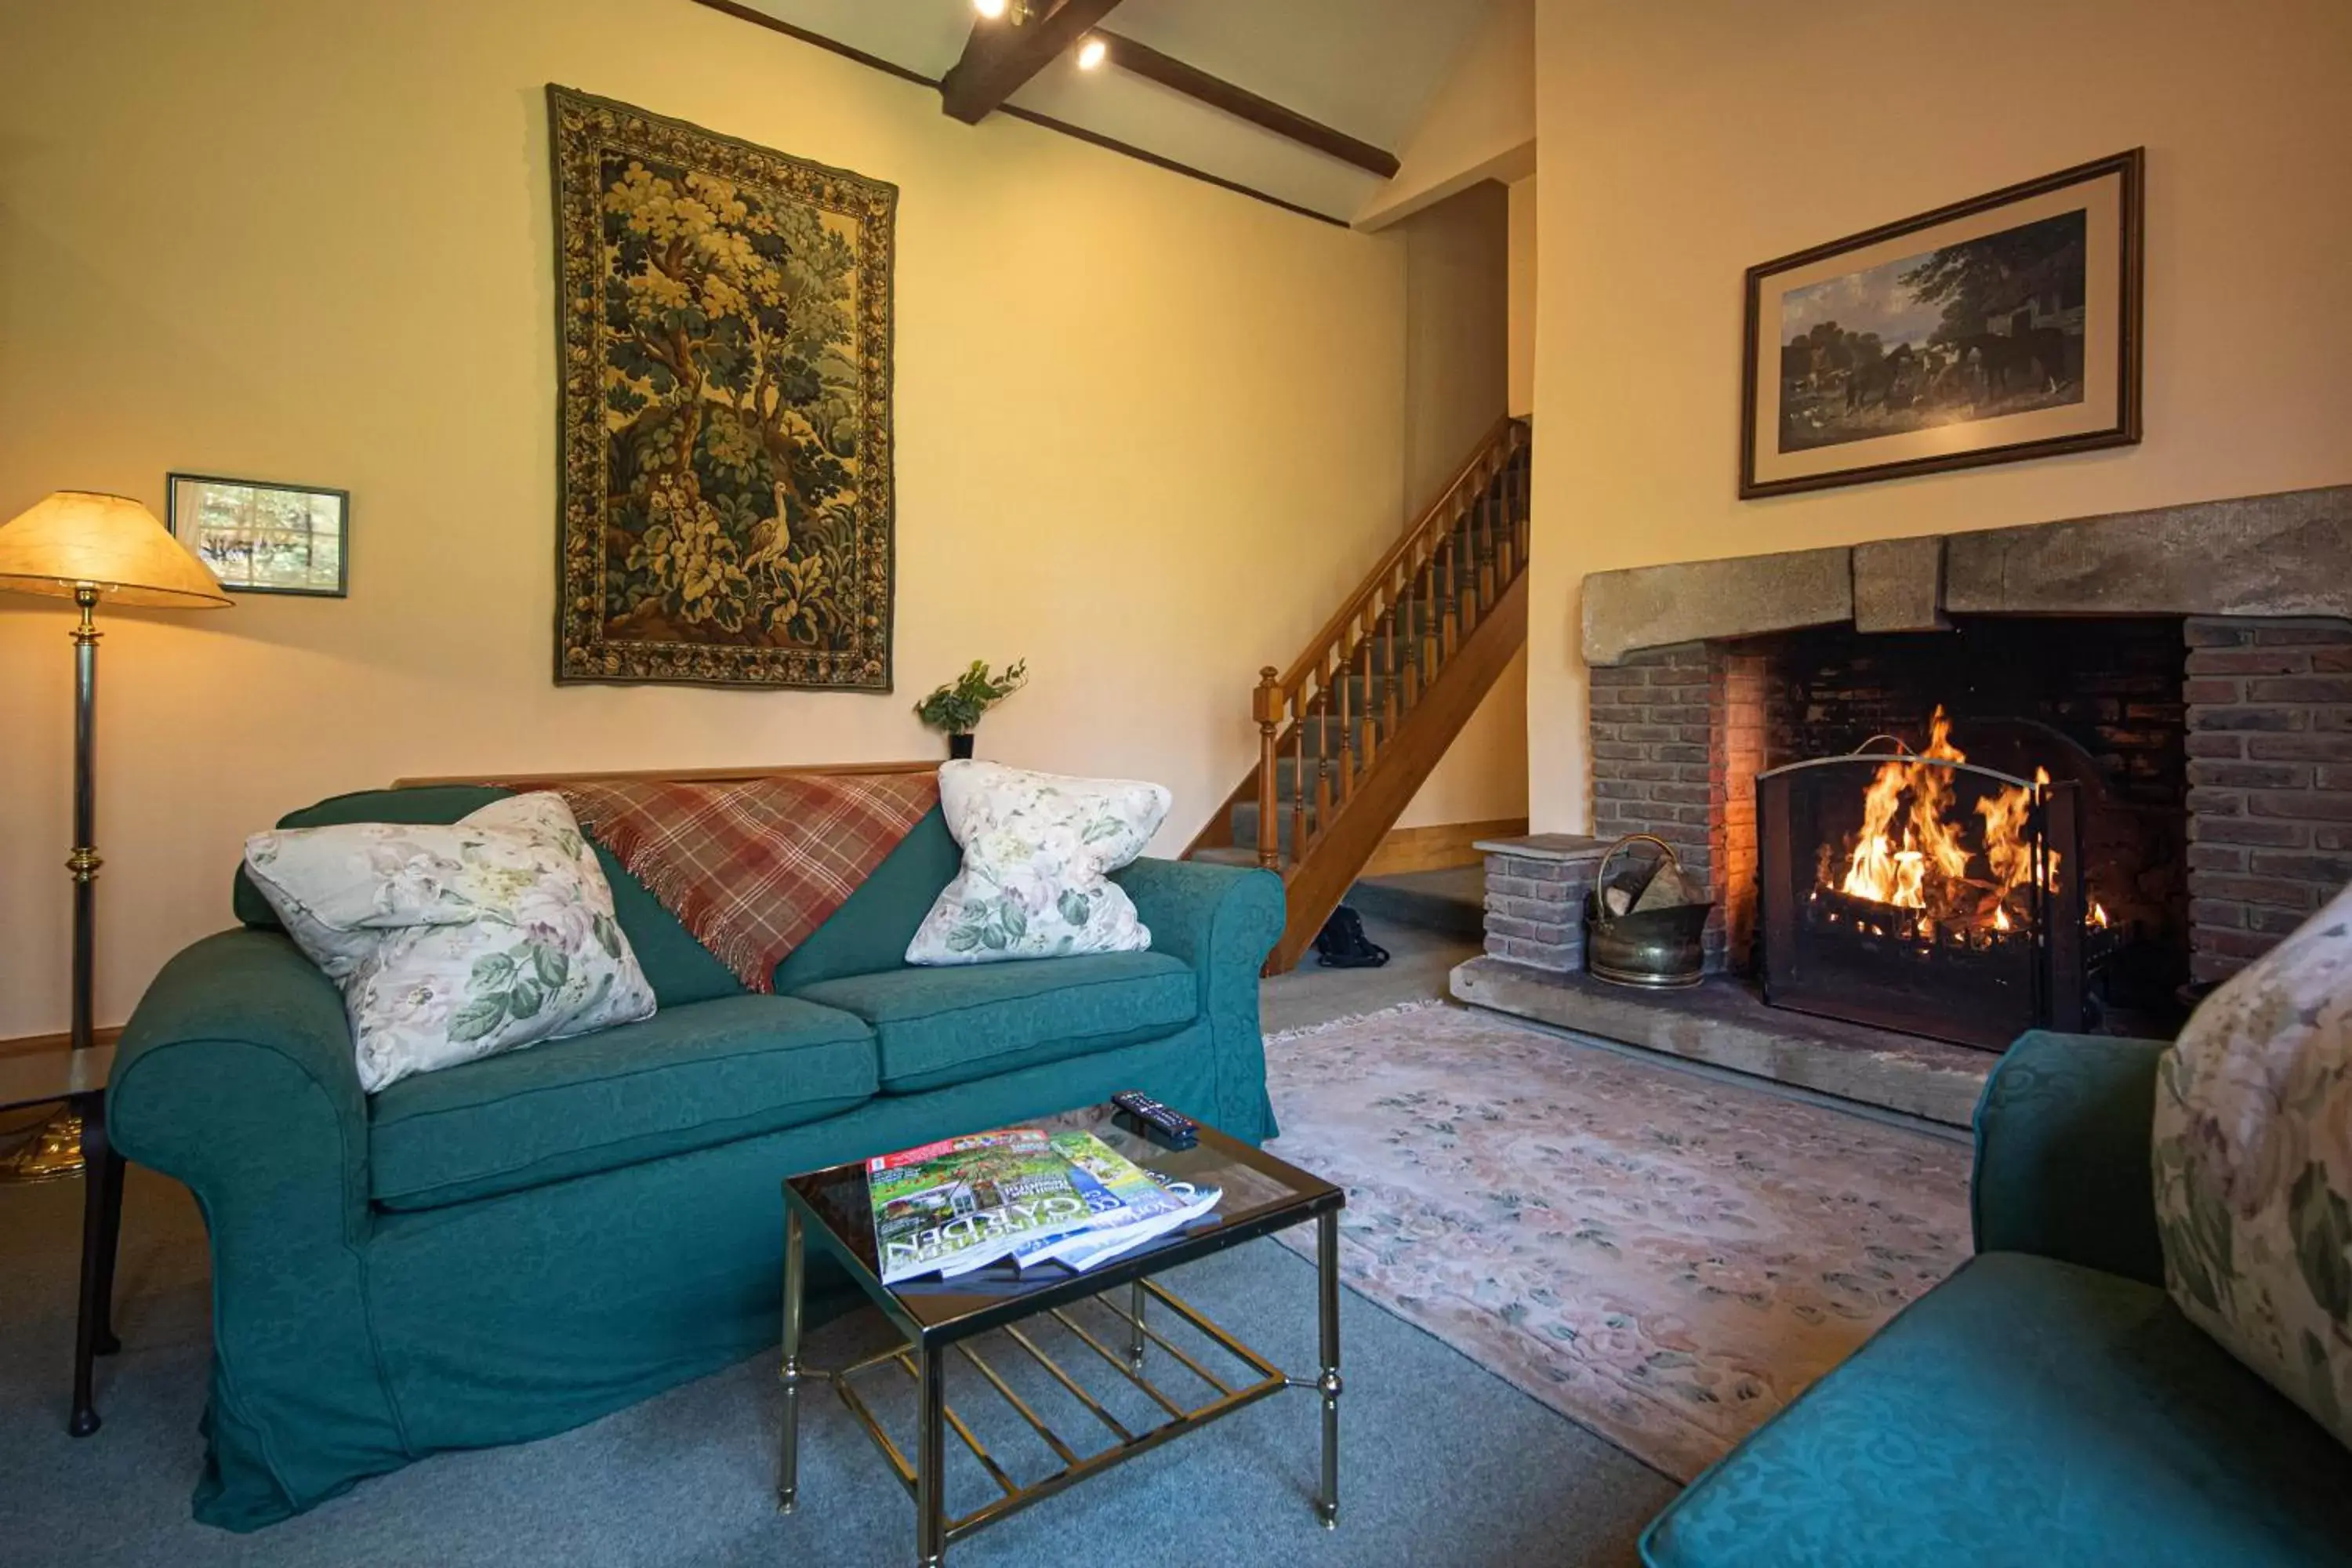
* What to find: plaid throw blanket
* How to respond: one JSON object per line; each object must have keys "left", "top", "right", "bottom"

{"left": 557, "top": 772, "right": 939, "bottom": 993}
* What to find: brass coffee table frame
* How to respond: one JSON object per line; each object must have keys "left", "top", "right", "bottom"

{"left": 778, "top": 1116, "right": 1344, "bottom": 1567}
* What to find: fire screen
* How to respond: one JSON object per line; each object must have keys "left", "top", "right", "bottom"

{"left": 1757, "top": 717, "right": 2107, "bottom": 1051}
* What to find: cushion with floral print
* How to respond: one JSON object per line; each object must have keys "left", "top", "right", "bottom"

{"left": 905, "top": 760, "right": 1171, "bottom": 965}
{"left": 2151, "top": 879, "right": 2352, "bottom": 1449}
{"left": 242, "top": 792, "right": 657, "bottom": 1093}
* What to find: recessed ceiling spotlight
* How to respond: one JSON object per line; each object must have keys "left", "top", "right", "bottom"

{"left": 972, "top": 0, "right": 1007, "bottom": 18}
{"left": 1076, "top": 35, "right": 1108, "bottom": 69}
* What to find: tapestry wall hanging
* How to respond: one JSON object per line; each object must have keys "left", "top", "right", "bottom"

{"left": 549, "top": 85, "right": 897, "bottom": 688}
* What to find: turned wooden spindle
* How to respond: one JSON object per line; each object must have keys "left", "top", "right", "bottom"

{"left": 1290, "top": 697, "right": 1308, "bottom": 864}
{"left": 1312, "top": 686, "right": 1334, "bottom": 833}
{"left": 1437, "top": 534, "right": 1459, "bottom": 660}
{"left": 1476, "top": 480, "right": 1497, "bottom": 605}
{"left": 1379, "top": 602, "right": 1401, "bottom": 732}
{"left": 1253, "top": 666, "right": 1282, "bottom": 871}
{"left": 1514, "top": 446, "right": 1530, "bottom": 560}
{"left": 1332, "top": 648, "right": 1353, "bottom": 807}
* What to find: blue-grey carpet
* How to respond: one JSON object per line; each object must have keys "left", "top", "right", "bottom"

{"left": 2, "top": 1167, "right": 1673, "bottom": 1566}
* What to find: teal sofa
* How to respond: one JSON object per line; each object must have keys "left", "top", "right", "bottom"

{"left": 108, "top": 784, "right": 1284, "bottom": 1530}
{"left": 1643, "top": 1032, "right": 2352, "bottom": 1567}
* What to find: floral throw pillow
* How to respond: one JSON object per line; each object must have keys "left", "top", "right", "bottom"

{"left": 243, "top": 793, "right": 657, "bottom": 1093}
{"left": 2151, "top": 880, "right": 2352, "bottom": 1447}
{"left": 906, "top": 761, "right": 1172, "bottom": 965}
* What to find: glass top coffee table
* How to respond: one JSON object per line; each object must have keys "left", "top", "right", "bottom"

{"left": 778, "top": 1102, "right": 1345, "bottom": 1566}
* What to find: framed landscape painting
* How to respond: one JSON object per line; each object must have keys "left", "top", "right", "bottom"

{"left": 1741, "top": 149, "right": 2143, "bottom": 498}
{"left": 167, "top": 474, "right": 348, "bottom": 596}
{"left": 548, "top": 85, "right": 897, "bottom": 689}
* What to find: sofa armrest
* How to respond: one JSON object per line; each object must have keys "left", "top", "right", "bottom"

{"left": 111, "top": 930, "right": 412, "bottom": 1523}
{"left": 111, "top": 928, "right": 372, "bottom": 1246}
{"left": 1111, "top": 857, "right": 1285, "bottom": 1135}
{"left": 1972, "top": 1030, "right": 2167, "bottom": 1287}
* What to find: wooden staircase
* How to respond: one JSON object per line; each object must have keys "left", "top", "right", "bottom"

{"left": 1185, "top": 416, "right": 1532, "bottom": 973}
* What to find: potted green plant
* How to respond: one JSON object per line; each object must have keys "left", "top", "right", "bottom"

{"left": 914, "top": 659, "right": 1028, "bottom": 758}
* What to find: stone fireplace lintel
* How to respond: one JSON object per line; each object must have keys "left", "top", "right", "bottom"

{"left": 1583, "top": 484, "right": 2352, "bottom": 666}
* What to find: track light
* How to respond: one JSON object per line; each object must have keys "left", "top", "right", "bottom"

{"left": 1076, "top": 35, "right": 1107, "bottom": 69}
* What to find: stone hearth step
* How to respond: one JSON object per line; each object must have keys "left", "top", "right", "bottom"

{"left": 1448, "top": 954, "right": 1994, "bottom": 1128}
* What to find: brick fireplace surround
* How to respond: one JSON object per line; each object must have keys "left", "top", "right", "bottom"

{"left": 1464, "top": 485, "right": 2352, "bottom": 1103}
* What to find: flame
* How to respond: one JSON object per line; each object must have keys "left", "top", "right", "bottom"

{"left": 1830, "top": 706, "right": 2058, "bottom": 935}
{"left": 1976, "top": 764, "right": 2054, "bottom": 903}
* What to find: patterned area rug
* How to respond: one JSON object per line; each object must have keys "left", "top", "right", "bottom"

{"left": 1264, "top": 1002, "right": 1973, "bottom": 1481}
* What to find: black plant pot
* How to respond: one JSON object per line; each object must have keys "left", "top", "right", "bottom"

{"left": 948, "top": 732, "right": 975, "bottom": 760}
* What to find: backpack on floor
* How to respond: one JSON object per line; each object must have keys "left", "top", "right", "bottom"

{"left": 1313, "top": 905, "right": 1390, "bottom": 969}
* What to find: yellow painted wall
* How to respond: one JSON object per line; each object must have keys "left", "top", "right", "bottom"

{"left": 1506, "top": 175, "right": 1535, "bottom": 420}
{"left": 1395, "top": 182, "right": 1527, "bottom": 829}
{"left": 1529, "top": 0, "right": 2352, "bottom": 833}
{"left": 0, "top": 0, "right": 1413, "bottom": 1036}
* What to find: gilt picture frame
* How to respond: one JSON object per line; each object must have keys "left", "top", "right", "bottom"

{"left": 549, "top": 85, "right": 897, "bottom": 688}
{"left": 1740, "top": 149, "right": 2143, "bottom": 498}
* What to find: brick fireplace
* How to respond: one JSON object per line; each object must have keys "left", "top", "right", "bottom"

{"left": 1460, "top": 485, "right": 2352, "bottom": 1114}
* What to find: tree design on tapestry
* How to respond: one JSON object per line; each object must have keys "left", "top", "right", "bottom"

{"left": 550, "top": 86, "right": 895, "bottom": 688}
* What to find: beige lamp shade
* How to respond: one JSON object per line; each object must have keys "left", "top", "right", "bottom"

{"left": 0, "top": 491, "right": 230, "bottom": 609}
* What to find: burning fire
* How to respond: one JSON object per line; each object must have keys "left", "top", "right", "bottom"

{"left": 1824, "top": 707, "right": 2107, "bottom": 936}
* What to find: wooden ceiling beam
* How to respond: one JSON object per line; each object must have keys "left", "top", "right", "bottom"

{"left": 1096, "top": 31, "right": 1399, "bottom": 180}
{"left": 939, "top": 0, "right": 1127, "bottom": 125}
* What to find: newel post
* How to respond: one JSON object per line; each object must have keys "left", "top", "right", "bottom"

{"left": 1253, "top": 666, "right": 1283, "bottom": 870}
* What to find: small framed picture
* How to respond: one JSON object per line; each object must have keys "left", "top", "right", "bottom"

{"left": 167, "top": 474, "right": 349, "bottom": 596}
{"left": 1741, "top": 149, "right": 2143, "bottom": 498}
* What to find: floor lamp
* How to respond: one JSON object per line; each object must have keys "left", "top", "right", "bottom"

{"left": 0, "top": 492, "right": 228, "bottom": 1184}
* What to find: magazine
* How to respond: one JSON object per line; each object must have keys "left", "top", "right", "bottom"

{"left": 1026, "top": 1173, "right": 1224, "bottom": 1273}
{"left": 1000, "top": 1132, "right": 1215, "bottom": 1273}
{"left": 868, "top": 1129, "right": 1098, "bottom": 1284}
{"left": 866, "top": 1123, "right": 1226, "bottom": 1284}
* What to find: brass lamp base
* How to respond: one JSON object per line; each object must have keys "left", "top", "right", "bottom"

{"left": 0, "top": 1106, "right": 86, "bottom": 1185}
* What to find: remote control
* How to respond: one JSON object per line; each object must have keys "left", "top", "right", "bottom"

{"left": 1111, "top": 1090, "right": 1198, "bottom": 1149}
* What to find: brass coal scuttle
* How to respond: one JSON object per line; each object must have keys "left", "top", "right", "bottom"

{"left": 1585, "top": 833, "right": 1711, "bottom": 989}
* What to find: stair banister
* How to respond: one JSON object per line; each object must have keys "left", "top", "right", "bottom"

{"left": 1190, "top": 416, "right": 1530, "bottom": 971}
{"left": 1269, "top": 413, "right": 1520, "bottom": 704}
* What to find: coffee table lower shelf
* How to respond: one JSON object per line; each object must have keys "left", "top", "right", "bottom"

{"left": 822, "top": 1279, "right": 1297, "bottom": 1549}
{"left": 779, "top": 1215, "right": 1342, "bottom": 1568}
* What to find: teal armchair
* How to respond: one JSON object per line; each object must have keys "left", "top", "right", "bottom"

{"left": 1643, "top": 1031, "right": 2352, "bottom": 1568}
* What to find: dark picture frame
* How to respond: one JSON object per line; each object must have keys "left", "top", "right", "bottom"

{"left": 1740, "top": 149, "right": 2143, "bottom": 499}
{"left": 165, "top": 473, "right": 350, "bottom": 597}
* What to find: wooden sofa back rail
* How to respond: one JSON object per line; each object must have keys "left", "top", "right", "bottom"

{"left": 392, "top": 760, "right": 942, "bottom": 789}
